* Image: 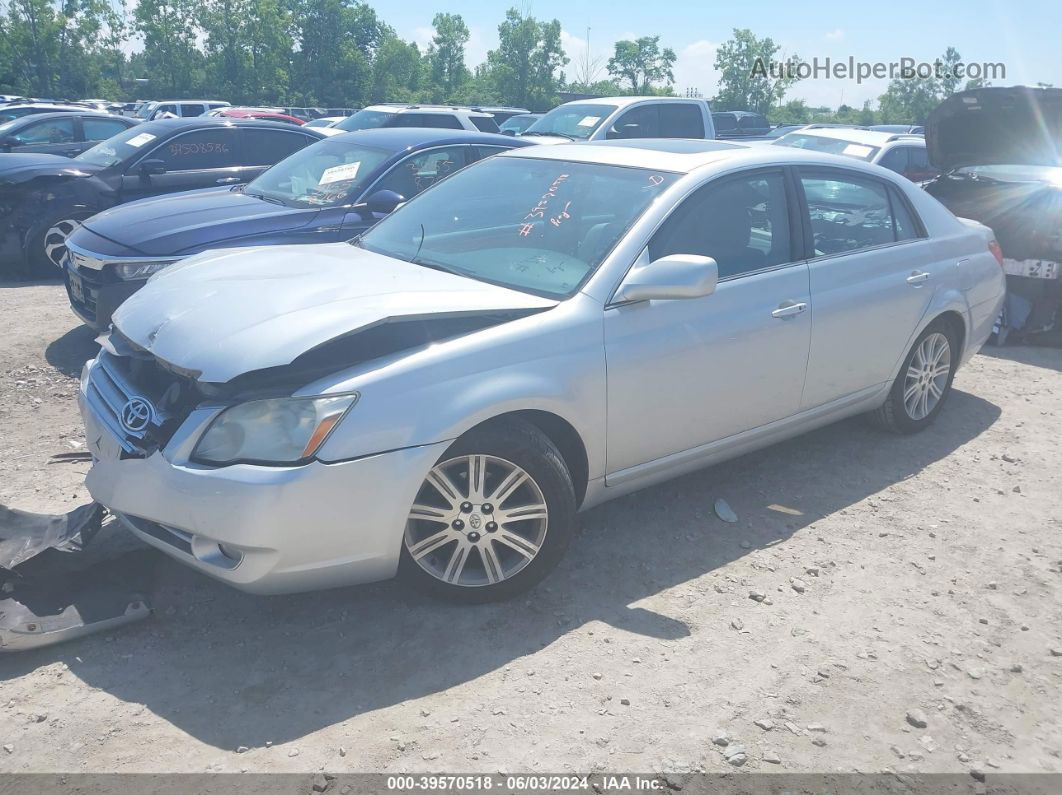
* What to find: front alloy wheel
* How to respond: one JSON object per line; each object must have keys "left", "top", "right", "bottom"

{"left": 43, "top": 218, "right": 83, "bottom": 270}
{"left": 400, "top": 419, "right": 576, "bottom": 602}
{"left": 406, "top": 454, "right": 549, "bottom": 587}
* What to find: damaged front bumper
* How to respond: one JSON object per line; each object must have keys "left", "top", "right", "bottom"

{"left": 79, "top": 366, "right": 449, "bottom": 594}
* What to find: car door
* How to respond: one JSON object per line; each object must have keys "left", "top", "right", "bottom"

{"left": 8, "top": 116, "right": 80, "bottom": 156}
{"left": 796, "top": 168, "right": 936, "bottom": 409}
{"left": 603, "top": 167, "right": 812, "bottom": 475}
{"left": 119, "top": 128, "right": 240, "bottom": 201}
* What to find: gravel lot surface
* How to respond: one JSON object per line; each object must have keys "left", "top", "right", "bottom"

{"left": 1, "top": 281, "right": 1060, "bottom": 777}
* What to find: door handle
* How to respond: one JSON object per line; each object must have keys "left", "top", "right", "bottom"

{"left": 216, "top": 176, "right": 241, "bottom": 185}
{"left": 771, "top": 301, "right": 808, "bottom": 319}
{"left": 906, "top": 270, "right": 931, "bottom": 285}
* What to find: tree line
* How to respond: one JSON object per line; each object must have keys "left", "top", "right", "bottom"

{"left": 0, "top": 1, "right": 988, "bottom": 123}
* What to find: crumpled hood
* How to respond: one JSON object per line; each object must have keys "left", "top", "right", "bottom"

{"left": 927, "top": 86, "right": 1062, "bottom": 171}
{"left": 81, "top": 187, "right": 320, "bottom": 256}
{"left": 0, "top": 152, "right": 101, "bottom": 184}
{"left": 112, "top": 243, "right": 557, "bottom": 383}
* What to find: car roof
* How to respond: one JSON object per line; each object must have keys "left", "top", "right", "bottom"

{"left": 1, "top": 102, "right": 105, "bottom": 111}
{"left": 1, "top": 111, "right": 134, "bottom": 125}
{"left": 558, "top": 96, "right": 703, "bottom": 109}
{"left": 496, "top": 138, "right": 912, "bottom": 175}
{"left": 135, "top": 117, "right": 326, "bottom": 135}
{"left": 324, "top": 127, "right": 535, "bottom": 151}
{"left": 364, "top": 104, "right": 493, "bottom": 117}
{"left": 146, "top": 99, "right": 229, "bottom": 104}
{"left": 782, "top": 128, "right": 925, "bottom": 147}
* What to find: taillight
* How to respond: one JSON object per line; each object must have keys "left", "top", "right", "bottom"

{"left": 988, "top": 239, "right": 1005, "bottom": 268}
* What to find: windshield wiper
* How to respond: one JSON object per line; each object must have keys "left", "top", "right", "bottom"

{"left": 522, "top": 130, "right": 576, "bottom": 140}
{"left": 244, "top": 190, "right": 286, "bottom": 206}
{"left": 409, "top": 257, "right": 466, "bottom": 277}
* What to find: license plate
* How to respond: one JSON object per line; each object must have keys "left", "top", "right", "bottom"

{"left": 68, "top": 271, "right": 85, "bottom": 303}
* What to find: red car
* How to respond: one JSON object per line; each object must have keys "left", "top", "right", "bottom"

{"left": 209, "top": 107, "right": 305, "bottom": 125}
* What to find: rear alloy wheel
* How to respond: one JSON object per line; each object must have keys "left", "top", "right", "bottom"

{"left": 870, "top": 319, "right": 959, "bottom": 433}
{"left": 400, "top": 420, "right": 575, "bottom": 602}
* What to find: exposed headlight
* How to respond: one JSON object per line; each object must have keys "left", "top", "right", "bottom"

{"left": 192, "top": 394, "right": 358, "bottom": 465}
{"left": 113, "top": 260, "right": 176, "bottom": 281}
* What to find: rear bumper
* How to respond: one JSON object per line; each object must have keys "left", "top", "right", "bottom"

{"left": 80, "top": 382, "right": 450, "bottom": 594}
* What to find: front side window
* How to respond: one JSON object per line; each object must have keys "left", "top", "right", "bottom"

{"left": 712, "top": 113, "right": 737, "bottom": 132}
{"left": 877, "top": 147, "right": 911, "bottom": 174}
{"left": 608, "top": 105, "right": 659, "bottom": 139}
{"left": 144, "top": 129, "right": 237, "bottom": 170}
{"left": 649, "top": 170, "right": 792, "bottom": 278}
{"left": 13, "top": 117, "right": 76, "bottom": 145}
{"left": 333, "top": 109, "right": 397, "bottom": 132}
{"left": 522, "top": 104, "right": 618, "bottom": 140}
{"left": 243, "top": 139, "right": 391, "bottom": 207}
{"left": 371, "top": 146, "right": 468, "bottom": 200}
{"left": 357, "top": 156, "right": 678, "bottom": 298}
{"left": 659, "top": 104, "right": 705, "bottom": 138}
{"left": 470, "top": 116, "right": 500, "bottom": 133}
{"left": 775, "top": 133, "right": 881, "bottom": 162}
{"left": 738, "top": 114, "right": 768, "bottom": 131}
{"left": 800, "top": 171, "right": 897, "bottom": 255}
{"left": 179, "top": 104, "right": 205, "bottom": 117}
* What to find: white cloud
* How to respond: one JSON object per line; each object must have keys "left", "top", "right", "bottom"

{"left": 672, "top": 39, "right": 719, "bottom": 98}
{"left": 825, "top": 29, "right": 845, "bottom": 41}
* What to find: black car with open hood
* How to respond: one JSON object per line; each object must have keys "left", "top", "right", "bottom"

{"left": 923, "top": 86, "right": 1062, "bottom": 343}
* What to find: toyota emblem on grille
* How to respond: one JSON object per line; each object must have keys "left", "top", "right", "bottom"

{"left": 120, "top": 397, "right": 155, "bottom": 433}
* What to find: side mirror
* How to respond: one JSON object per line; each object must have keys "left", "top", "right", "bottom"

{"left": 359, "top": 189, "right": 404, "bottom": 216}
{"left": 139, "top": 159, "right": 166, "bottom": 176}
{"left": 500, "top": 128, "right": 516, "bottom": 137}
{"left": 613, "top": 254, "right": 719, "bottom": 304}
{"left": 0, "top": 135, "right": 17, "bottom": 152}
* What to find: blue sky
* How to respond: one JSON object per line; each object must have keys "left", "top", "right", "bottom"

{"left": 389, "top": 0, "right": 1061, "bottom": 108}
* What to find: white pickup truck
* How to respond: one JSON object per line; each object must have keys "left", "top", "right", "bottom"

{"left": 519, "top": 96, "right": 717, "bottom": 143}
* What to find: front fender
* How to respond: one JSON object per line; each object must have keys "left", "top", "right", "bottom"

{"left": 312, "top": 301, "right": 607, "bottom": 480}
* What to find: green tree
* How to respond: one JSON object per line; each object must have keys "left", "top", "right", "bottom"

{"left": 134, "top": 0, "right": 205, "bottom": 96}
{"left": 713, "top": 28, "right": 801, "bottom": 115}
{"left": 425, "top": 12, "right": 469, "bottom": 102}
{"left": 606, "top": 36, "right": 675, "bottom": 94}
{"left": 482, "top": 8, "right": 567, "bottom": 110}
{"left": 878, "top": 71, "right": 939, "bottom": 124}
{"left": 290, "top": 0, "right": 388, "bottom": 105}
{"left": 371, "top": 35, "right": 423, "bottom": 103}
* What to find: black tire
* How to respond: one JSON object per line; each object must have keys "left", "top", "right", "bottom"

{"left": 399, "top": 418, "right": 576, "bottom": 603}
{"left": 870, "top": 318, "right": 960, "bottom": 434}
{"left": 24, "top": 211, "right": 89, "bottom": 279}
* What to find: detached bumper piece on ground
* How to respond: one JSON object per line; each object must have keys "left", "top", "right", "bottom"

{"left": 0, "top": 502, "right": 153, "bottom": 651}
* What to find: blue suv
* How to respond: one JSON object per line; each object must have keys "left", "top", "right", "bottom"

{"left": 63, "top": 128, "right": 535, "bottom": 328}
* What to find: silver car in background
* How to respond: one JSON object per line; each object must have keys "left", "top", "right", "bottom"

{"left": 78, "top": 140, "right": 1005, "bottom": 601}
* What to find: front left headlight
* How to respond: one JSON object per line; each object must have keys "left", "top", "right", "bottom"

{"left": 114, "top": 260, "right": 177, "bottom": 281}
{"left": 192, "top": 393, "right": 358, "bottom": 466}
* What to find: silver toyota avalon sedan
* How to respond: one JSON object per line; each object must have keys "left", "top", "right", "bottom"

{"left": 78, "top": 139, "right": 1005, "bottom": 601}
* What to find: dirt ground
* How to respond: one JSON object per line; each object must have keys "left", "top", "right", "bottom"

{"left": 0, "top": 280, "right": 1060, "bottom": 777}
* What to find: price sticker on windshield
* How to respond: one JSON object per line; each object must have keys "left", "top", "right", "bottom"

{"left": 577, "top": 116, "right": 601, "bottom": 127}
{"left": 126, "top": 133, "right": 156, "bottom": 148}
{"left": 842, "top": 143, "right": 873, "bottom": 158}
{"left": 319, "top": 162, "right": 361, "bottom": 185}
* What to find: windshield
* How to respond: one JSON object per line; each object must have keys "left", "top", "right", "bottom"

{"left": 773, "top": 133, "right": 881, "bottom": 161}
{"left": 500, "top": 115, "right": 539, "bottom": 134}
{"left": 135, "top": 102, "right": 157, "bottom": 119}
{"left": 523, "top": 104, "right": 617, "bottom": 140}
{"left": 74, "top": 125, "right": 161, "bottom": 168}
{"left": 244, "top": 139, "right": 391, "bottom": 207}
{"left": 333, "top": 109, "right": 397, "bottom": 132}
{"left": 357, "top": 156, "right": 677, "bottom": 298}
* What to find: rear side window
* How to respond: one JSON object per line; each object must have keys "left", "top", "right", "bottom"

{"left": 799, "top": 170, "right": 898, "bottom": 255}
{"left": 83, "top": 117, "right": 131, "bottom": 141}
{"left": 712, "top": 113, "right": 737, "bottom": 132}
{"left": 888, "top": 185, "right": 924, "bottom": 241}
{"left": 235, "top": 129, "right": 315, "bottom": 166}
{"left": 179, "top": 104, "right": 205, "bottom": 118}
{"left": 470, "top": 116, "right": 500, "bottom": 133}
{"left": 650, "top": 169, "right": 792, "bottom": 278}
{"left": 738, "top": 114, "right": 768, "bottom": 131}
{"left": 146, "top": 129, "right": 236, "bottom": 170}
{"left": 659, "top": 104, "right": 705, "bottom": 138}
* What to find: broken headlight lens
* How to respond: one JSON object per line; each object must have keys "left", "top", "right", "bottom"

{"left": 113, "top": 260, "right": 177, "bottom": 281}
{"left": 192, "top": 394, "right": 358, "bottom": 465}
